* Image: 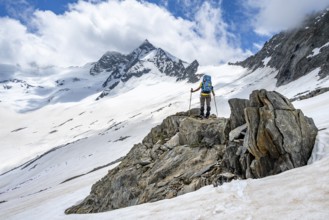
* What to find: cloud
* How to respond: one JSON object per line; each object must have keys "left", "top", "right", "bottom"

{"left": 0, "top": 0, "right": 35, "bottom": 22}
{"left": 0, "top": 0, "right": 249, "bottom": 68}
{"left": 192, "top": 1, "right": 249, "bottom": 63}
{"left": 253, "top": 42, "right": 263, "bottom": 50}
{"left": 243, "top": 0, "right": 329, "bottom": 36}
{"left": 0, "top": 17, "right": 51, "bottom": 66}
{"left": 158, "top": 0, "right": 222, "bottom": 21}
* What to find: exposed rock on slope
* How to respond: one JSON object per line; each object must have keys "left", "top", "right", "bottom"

{"left": 65, "top": 90, "right": 317, "bottom": 214}
{"left": 228, "top": 98, "right": 250, "bottom": 130}
{"left": 65, "top": 110, "right": 230, "bottom": 214}
{"left": 241, "top": 90, "right": 318, "bottom": 178}
{"left": 236, "top": 8, "right": 329, "bottom": 86}
{"left": 290, "top": 87, "right": 329, "bottom": 102}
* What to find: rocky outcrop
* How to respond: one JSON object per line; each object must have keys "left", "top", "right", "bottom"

{"left": 235, "top": 8, "right": 329, "bottom": 86}
{"left": 241, "top": 90, "right": 318, "bottom": 178}
{"left": 177, "top": 60, "right": 200, "bottom": 83}
{"left": 90, "top": 51, "right": 128, "bottom": 76}
{"left": 228, "top": 98, "right": 250, "bottom": 130}
{"left": 65, "top": 110, "right": 230, "bottom": 214}
{"left": 65, "top": 90, "right": 317, "bottom": 214}
{"left": 290, "top": 87, "right": 329, "bottom": 102}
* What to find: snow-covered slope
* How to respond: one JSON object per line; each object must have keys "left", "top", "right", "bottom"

{"left": 0, "top": 69, "right": 192, "bottom": 173}
{"left": 1, "top": 60, "right": 329, "bottom": 219}
{"left": 0, "top": 64, "right": 109, "bottom": 112}
{"left": 0, "top": 40, "right": 200, "bottom": 113}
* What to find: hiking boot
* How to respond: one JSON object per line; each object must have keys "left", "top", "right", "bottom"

{"left": 206, "top": 106, "right": 211, "bottom": 118}
{"left": 200, "top": 107, "right": 205, "bottom": 117}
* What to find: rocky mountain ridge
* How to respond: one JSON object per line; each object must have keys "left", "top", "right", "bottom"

{"left": 0, "top": 40, "right": 200, "bottom": 111}
{"left": 235, "top": 8, "right": 329, "bottom": 86}
{"left": 65, "top": 90, "right": 317, "bottom": 214}
{"left": 91, "top": 40, "right": 200, "bottom": 99}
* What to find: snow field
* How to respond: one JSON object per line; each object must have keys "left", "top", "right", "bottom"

{"left": 1, "top": 63, "right": 329, "bottom": 219}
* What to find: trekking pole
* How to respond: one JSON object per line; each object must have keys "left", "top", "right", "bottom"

{"left": 189, "top": 91, "right": 192, "bottom": 116}
{"left": 213, "top": 94, "right": 218, "bottom": 116}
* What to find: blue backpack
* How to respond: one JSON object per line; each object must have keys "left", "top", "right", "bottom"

{"left": 201, "top": 75, "right": 212, "bottom": 93}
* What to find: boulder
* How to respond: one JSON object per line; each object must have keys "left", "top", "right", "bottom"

{"left": 243, "top": 89, "right": 318, "bottom": 178}
{"left": 229, "top": 124, "right": 247, "bottom": 142}
{"left": 179, "top": 117, "right": 230, "bottom": 147}
{"left": 229, "top": 98, "right": 250, "bottom": 130}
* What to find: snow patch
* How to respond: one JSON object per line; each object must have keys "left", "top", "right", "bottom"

{"left": 140, "top": 50, "right": 157, "bottom": 61}
{"left": 307, "top": 42, "right": 329, "bottom": 58}
{"left": 262, "top": 57, "right": 271, "bottom": 66}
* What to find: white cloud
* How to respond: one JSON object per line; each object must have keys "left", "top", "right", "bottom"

{"left": 192, "top": 1, "right": 249, "bottom": 64}
{"left": 253, "top": 42, "right": 263, "bottom": 50}
{"left": 0, "top": 0, "right": 35, "bottom": 22}
{"left": 243, "top": 0, "right": 329, "bottom": 36}
{"left": 0, "top": 18, "right": 51, "bottom": 66}
{"left": 0, "top": 0, "right": 249, "bottom": 68}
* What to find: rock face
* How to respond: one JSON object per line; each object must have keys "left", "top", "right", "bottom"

{"left": 235, "top": 8, "right": 329, "bottom": 86}
{"left": 228, "top": 98, "right": 250, "bottom": 130}
{"left": 92, "top": 40, "right": 200, "bottom": 99}
{"left": 65, "top": 110, "right": 230, "bottom": 214}
{"left": 241, "top": 90, "right": 318, "bottom": 178}
{"left": 65, "top": 90, "right": 317, "bottom": 214}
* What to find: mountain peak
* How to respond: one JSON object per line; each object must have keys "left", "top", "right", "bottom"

{"left": 133, "top": 39, "right": 156, "bottom": 55}
{"left": 103, "top": 51, "right": 122, "bottom": 57}
{"left": 142, "top": 39, "right": 151, "bottom": 45}
{"left": 91, "top": 40, "right": 199, "bottom": 99}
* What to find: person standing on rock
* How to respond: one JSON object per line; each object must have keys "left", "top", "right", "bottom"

{"left": 191, "top": 74, "right": 215, "bottom": 118}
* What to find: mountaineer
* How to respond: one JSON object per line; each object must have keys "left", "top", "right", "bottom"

{"left": 190, "top": 74, "right": 215, "bottom": 118}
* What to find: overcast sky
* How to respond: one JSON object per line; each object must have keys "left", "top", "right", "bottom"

{"left": 0, "top": 0, "right": 329, "bottom": 68}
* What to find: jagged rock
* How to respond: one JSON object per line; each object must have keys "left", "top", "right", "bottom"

{"left": 179, "top": 117, "right": 230, "bottom": 147}
{"left": 152, "top": 48, "right": 185, "bottom": 78}
{"left": 235, "top": 8, "right": 329, "bottom": 86}
{"left": 243, "top": 89, "right": 318, "bottom": 178}
{"left": 177, "top": 60, "right": 201, "bottom": 83}
{"left": 164, "top": 133, "right": 180, "bottom": 149}
{"left": 212, "top": 172, "right": 239, "bottom": 187}
{"left": 229, "top": 124, "right": 247, "bottom": 142}
{"left": 184, "top": 107, "right": 202, "bottom": 117}
{"left": 142, "top": 115, "right": 183, "bottom": 145}
{"left": 290, "top": 87, "right": 329, "bottom": 102}
{"left": 229, "top": 98, "right": 250, "bottom": 130}
{"left": 65, "top": 112, "right": 229, "bottom": 214}
{"left": 249, "top": 89, "right": 295, "bottom": 110}
{"left": 221, "top": 141, "right": 244, "bottom": 175}
{"left": 65, "top": 90, "right": 317, "bottom": 214}
{"left": 125, "top": 39, "right": 157, "bottom": 70}
{"left": 90, "top": 51, "right": 128, "bottom": 76}
{"left": 94, "top": 40, "right": 200, "bottom": 99}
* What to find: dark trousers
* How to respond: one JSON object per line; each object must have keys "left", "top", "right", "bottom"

{"left": 200, "top": 95, "right": 211, "bottom": 117}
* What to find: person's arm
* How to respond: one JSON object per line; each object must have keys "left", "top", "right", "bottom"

{"left": 191, "top": 82, "right": 202, "bottom": 93}
{"left": 191, "top": 85, "right": 201, "bottom": 93}
{"left": 212, "top": 87, "right": 215, "bottom": 96}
